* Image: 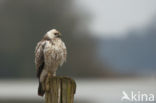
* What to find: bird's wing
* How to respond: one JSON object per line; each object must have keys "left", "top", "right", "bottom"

{"left": 35, "top": 40, "right": 46, "bottom": 78}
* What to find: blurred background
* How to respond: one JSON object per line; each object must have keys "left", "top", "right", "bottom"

{"left": 0, "top": 0, "right": 156, "bottom": 103}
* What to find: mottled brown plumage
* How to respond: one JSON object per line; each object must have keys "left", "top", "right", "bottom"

{"left": 35, "top": 29, "right": 67, "bottom": 96}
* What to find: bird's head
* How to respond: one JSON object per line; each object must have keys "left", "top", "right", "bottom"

{"left": 44, "top": 29, "right": 62, "bottom": 39}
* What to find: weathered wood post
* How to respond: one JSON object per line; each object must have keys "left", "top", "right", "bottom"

{"left": 45, "top": 73, "right": 76, "bottom": 103}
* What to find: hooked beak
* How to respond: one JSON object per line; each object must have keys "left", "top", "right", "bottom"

{"left": 58, "top": 33, "right": 62, "bottom": 38}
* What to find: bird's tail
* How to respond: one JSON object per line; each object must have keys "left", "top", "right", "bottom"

{"left": 38, "top": 82, "right": 45, "bottom": 96}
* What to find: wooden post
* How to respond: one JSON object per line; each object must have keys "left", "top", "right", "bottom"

{"left": 45, "top": 74, "right": 76, "bottom": 103}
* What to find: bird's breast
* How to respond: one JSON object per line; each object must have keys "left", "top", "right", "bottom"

{"left": 43, "top": 40, "right": 66, "bottom": 70}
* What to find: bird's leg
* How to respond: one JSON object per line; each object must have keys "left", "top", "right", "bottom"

{"left": 45, "top": 72, "right": 56, "bottom": 91}
{"left": 53, "top": 72, "right": 56, "bottom": 76}
{"left": 45, "top": 72, "right": 52, "bottom": 91}
{"left": 48, "top": 72, "right": 52, "bottom": 77}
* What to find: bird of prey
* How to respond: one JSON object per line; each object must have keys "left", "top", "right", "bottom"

{"left": 35, "top": 29, "right": 67, "bottom": 96}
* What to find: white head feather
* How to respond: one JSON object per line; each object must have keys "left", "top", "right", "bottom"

{"left": 45, "top": 29, "right": 61, "bottom": 39}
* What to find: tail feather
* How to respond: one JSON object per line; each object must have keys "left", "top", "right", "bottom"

{"left": 38, "top": 82, "right": 45, "bottom": 96}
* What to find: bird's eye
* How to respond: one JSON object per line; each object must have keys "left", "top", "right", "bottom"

{"left": 54, "top": 33, "right": 58, "bottom": 35}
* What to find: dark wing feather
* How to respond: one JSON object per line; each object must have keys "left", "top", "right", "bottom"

{"left": 35, "top": 41, "right": 46, "bottom": 78}
{"left": 37, "top": 62, "right": 44, "bottom": 78}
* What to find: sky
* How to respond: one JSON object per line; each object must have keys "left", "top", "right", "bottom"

{"left": 74, "top": 0, "right": 156, "bottom": 37}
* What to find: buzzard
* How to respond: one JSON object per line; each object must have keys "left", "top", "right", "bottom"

{"left": 35, "top": 29, "right": 67, "bottom": 96}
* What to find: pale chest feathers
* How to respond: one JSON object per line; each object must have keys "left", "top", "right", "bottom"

{"left": 44, "top": 39, "right": 67, "bottom": 68}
